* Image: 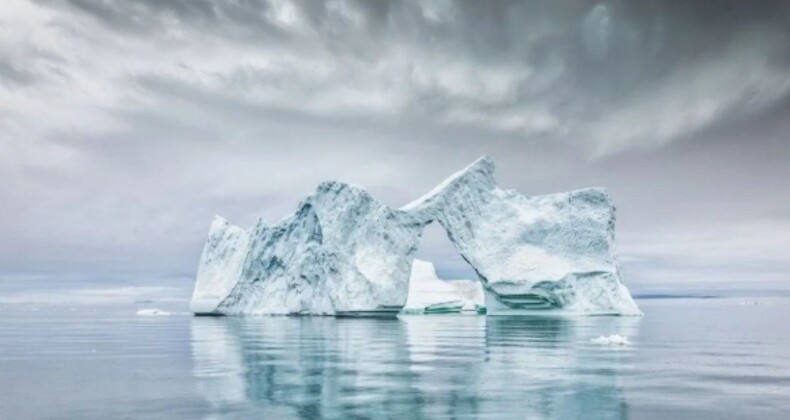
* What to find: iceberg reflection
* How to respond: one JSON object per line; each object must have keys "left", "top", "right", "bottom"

{"left": 190, "top": 316, "right": 639, "bottom": 419}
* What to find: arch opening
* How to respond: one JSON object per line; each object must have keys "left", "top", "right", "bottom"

{"left": 402, "top": 222, "right": 485, "bottom": 314}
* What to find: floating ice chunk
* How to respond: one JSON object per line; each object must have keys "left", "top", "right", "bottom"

{"left": 423, "top": 301, "right": 466, "bottom": 314}
{"left": 136, "top": 308, "right": 172, "bottom": 316}
{"left": 591, "top": 334, "right": 629, "bottom": 345}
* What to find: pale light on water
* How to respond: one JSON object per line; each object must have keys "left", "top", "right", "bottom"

{"left": 1, "top": 298, "right": 789, "bottom": 419}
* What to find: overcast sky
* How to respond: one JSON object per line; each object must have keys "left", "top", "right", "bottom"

{"left": 1, "top": 0, "right": 789, "bottom": 304}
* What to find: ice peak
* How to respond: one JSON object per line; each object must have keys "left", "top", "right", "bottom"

{"left": 401, "top": 155, "right": 496, "bottom": 210}
{"left": 312, "top": 180, "right": 376, "bottom": 203}
{"left": 208, "top": 216, "right": 230, "bottom": 235}
{"left": 467, "top": 154, "right": 495, "bottom": 174}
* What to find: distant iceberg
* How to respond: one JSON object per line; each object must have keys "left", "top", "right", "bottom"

{"left": 451, "top": 279, "right": 486, "bottom": 313}
{"left": 590, "top": 334, "right": 629, "bottom": 345}
{"left": 401, "top": 259, "right": 476, "bottom": 315}
{"left": 136, "top": 308, "right": 172, "bottom": 316}
{"left": 190, "top": 156, "right": 641, "bottom": 316}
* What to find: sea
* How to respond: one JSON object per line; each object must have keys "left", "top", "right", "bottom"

{"left": 1, "top": 297, "right": 788, "bottom": 419}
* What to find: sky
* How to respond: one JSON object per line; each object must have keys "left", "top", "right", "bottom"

{"left": 1, "top": 0, "right": 789, "bottom": 304}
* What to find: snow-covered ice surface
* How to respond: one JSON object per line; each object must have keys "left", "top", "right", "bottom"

{"left": 190, "top": 156, "right": 640, "bottom": 316}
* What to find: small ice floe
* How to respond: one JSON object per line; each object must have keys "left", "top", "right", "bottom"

{"left": 136, "top": 308, "right": 172, "bottom": 316}
{"left": 738, "top": 301, "right": 760, "bottom": 306}
{"left": 591, "top": 334, "right": 629, "bottom": 346}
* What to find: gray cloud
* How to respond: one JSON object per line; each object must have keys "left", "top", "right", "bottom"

{"left": 1, "top": 0, "right": 789, "bottom": 301}
{"left": 16, "top": 0, "right": 790, "bottom": 149}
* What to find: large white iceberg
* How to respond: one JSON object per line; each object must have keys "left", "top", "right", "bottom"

{"left": 190, "top": 156, "right": 641, "bottom": 316}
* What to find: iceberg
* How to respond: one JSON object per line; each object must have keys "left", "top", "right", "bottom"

{"left": 451, "top": 280, "right": 486, "bottom": 313}
{"left": 401, "top": 259, "right": 467, "bottom": 315}
{"left": 190, "top": 156, "right": 641, "bottom": 316}
{"left": 136, "top": 308, "right": 172, "bottom": 316}
{"left": 192, "top": 182, "right": 426, "bottom": 316}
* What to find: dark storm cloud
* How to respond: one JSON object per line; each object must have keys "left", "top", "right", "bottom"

{"left": 1, "top": 0, "right": 789, "bottom": 301}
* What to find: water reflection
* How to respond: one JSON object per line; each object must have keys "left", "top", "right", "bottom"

{"left": 191, "top": 315, "right": 640, "bottom": 419}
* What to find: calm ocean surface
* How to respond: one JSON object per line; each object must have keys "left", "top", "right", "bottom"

{"left": 1, "top": 298, "right": 788, "bottom": 419}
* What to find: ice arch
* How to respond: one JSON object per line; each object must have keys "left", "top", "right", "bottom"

{"left": 190, "top": 156, "right": 641, "bottom": 316}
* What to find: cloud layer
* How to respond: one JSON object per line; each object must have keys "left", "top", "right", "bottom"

{"left": 1, "top": 0, "right": 789, "bottom": 300}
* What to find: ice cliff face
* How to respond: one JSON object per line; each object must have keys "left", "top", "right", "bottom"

{"left": 193, "top": 183, "right": 426, "bottom": 315}
{"left": 190, "top": 156, "right": 641, "bottom": 316}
